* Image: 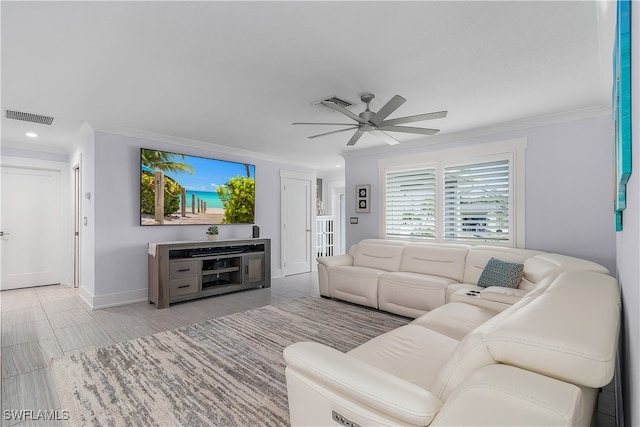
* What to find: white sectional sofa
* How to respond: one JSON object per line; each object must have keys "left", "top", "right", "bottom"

{"left": 316, "top": 239, "right": 609, "bottom": 318}
{"left": 283, "top": 239, "right": 619, "bottom": 426}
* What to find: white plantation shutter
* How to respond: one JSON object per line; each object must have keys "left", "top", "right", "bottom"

{"left": 443, "top": 160, "right": 510, "bottom": 244}
{"left": 385, "top": 168, "right": 436, "bottom": 240}
{"left": 380, "top": 140, "right": 524, "bottom": 247}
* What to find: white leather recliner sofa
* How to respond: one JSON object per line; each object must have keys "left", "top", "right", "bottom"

{"left": 284, "top": 269, "right": 620, "bottom": 426}
{"left": 316, "top": 239, "right": 609, "bottom": 318}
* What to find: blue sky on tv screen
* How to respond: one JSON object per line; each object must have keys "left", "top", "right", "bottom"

{"left": 159, "top": 153, "right": 254, "bottom": 192}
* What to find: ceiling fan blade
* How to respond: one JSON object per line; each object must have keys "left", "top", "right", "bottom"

{"left": 379, "top": 111, "right": 448, "bottom": 126}
{"left": 370, "top": 130, "right": 400, "bottom": 145}
{"left": 378, "top": 125, "right": 440, "bottom": 136}
{"left": 293, "top": 122, "right": 359, "bottom": 126}
{"left": 308, "top": 126, "right": 359, "bottom": 139}
{"left": 320, "top": 101, "right": 369, "bottom": 124}
{"left": 369, "top": 95, "right": 406, "bottom": 126}
{"left": 346, "top": 129, "right": 365, "bottom": 146}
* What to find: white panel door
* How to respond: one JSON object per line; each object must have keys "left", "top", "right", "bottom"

{"left": 282, "top": 175, "right": 312, "bottom": 276}
{"left": 1, "top": 166, "right": 63, "bottom": 290}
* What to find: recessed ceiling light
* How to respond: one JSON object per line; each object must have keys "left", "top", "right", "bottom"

{"left": 25, "top": 132, "right": 38, "bottom": 138}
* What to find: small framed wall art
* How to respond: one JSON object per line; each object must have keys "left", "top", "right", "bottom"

{"left": 355, "top": 184, "right": 370, "bottom": 213}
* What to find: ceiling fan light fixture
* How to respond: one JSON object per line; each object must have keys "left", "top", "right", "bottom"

{"left": 295, "top": 93, "right": 446, "bottom": 146}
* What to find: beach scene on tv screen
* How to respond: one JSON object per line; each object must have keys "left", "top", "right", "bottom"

{"left": 140, "top": 149, "right": 255, "bottom": 226}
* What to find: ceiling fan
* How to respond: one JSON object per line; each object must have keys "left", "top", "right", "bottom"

{"left": 293, "top": 93, "right": 447, "bottom": 146}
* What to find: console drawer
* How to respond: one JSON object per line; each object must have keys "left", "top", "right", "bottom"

{"left": 170, "top": 261, "right": 197, "bottom": 279}
{"left": 170, "top": 277, "right": 198, "bottom": 296}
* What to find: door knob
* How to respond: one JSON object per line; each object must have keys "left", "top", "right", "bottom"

{"left": 0, "top": 231, "right": 9, "bottom": 237}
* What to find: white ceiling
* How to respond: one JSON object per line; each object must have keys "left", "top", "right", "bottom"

{"left": 1, "top": 1, "right": 616, "bottom": 172}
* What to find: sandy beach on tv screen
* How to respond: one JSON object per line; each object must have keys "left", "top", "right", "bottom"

{"left": 141, "top": 208, "right": 225, "bottom": 225}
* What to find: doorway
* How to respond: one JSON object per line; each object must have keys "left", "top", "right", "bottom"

{"left": 73, "top": 164, "right": 81, "bottom": 288}
{"left": 1, "top": 163, "right": 65, "bottom": 290}
{"left": 280, "top": 170, "right": 314, "bottom": 276}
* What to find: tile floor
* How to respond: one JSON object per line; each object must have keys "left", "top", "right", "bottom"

{"left": 0, "top": 272, "right": 318, "bottom": 426}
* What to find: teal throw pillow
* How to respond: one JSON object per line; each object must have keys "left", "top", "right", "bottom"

{"left": 477, "top": 257, "right": 524, "bottom": 288}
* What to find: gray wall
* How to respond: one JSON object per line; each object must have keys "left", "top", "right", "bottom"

{"left": 84, "top": 131, "right": 314, "bottom": 300}
{"left": 344, "top": 115, "right": 616, "bottom": 274}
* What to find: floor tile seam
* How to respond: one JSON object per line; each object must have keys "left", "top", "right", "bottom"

{"left": 1, "top": 323, "right": 58, "bottom": 348}
{"left": 0, "top": 305, "right": 42, "bottom": 315}
{"left": 42, "top": 301, "right": 72, "bottom": 354}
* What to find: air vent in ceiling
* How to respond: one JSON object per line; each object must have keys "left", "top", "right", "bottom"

{"left": 312, "top": 95, "right": 353, "bottom": 109}
{"left": 316, "top": 96, "right": 353, "bottom": 108}
{"left": 5, "top": 109, "right": 54, "bottom": 125}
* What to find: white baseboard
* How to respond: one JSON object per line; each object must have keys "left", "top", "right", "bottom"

{"left": 79, "top": 271, "right": 286, "bottom": 309}
{"left": 79, "top": 287, "right": 148, "bottom": 309}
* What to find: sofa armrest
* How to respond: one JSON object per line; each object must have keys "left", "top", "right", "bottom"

{"left": 316, "top": 253, "right": 354, "bottom": 269}
{"left": 284, "top": 341, "right": 443, "bottom": 426}
{"left": 480, "top": 286, "right": 528, "bottom": 305}
{"left": 316, "top": 254, "right": 354, "bottom": 297}
{"left": 432, "top": 364, "right": 597, "bottom": 426}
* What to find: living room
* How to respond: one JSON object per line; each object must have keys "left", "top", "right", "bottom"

{"left": 1, "top": 1, "right": 638, "bottom": 426}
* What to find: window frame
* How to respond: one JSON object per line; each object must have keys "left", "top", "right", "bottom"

{"left": 378, "top": 138, "right": 527, "bottom": 248}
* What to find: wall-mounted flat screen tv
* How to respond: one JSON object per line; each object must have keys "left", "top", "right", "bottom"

{"left": 140, "top": 148, "right": 255, "bottom": 226}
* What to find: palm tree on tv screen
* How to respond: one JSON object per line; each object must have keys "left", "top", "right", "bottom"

{"left": 140, "top": 149, "right": 195, "bottom": 217}
{"left": 141, "top": 149, "right": 195, "bottom": 174}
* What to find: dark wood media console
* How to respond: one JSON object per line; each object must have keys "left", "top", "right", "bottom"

{"left": 148, "top": 238, "right": 271, "bottom": 308}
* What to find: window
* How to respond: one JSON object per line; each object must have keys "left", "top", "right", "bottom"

{"left": 386, "top": 168, "right": 436, "bottom": 239}
{"left": 379, "top": 139, "right": 525, "bottom": 247}
{"left": 443, "top": 160, "right": 510, "bottom": 244}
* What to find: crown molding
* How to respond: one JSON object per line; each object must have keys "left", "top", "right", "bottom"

{"left": 91, "top": 122, "right": 323, "bottom": 170}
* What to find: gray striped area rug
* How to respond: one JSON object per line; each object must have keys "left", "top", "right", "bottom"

{"left": 51, "top": 297, "right": 409, "bottom": 426}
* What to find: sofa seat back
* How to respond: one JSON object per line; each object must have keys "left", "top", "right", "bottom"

{"left": 378, "top": 272, "right": 458, "bottom": 318}
{"left": 485, "top": 270, "right": 620, "bottom": 388}
{"left": 399, "top": 243, "right": 470, "bottom": 282}
{"left": 462, "top": 245, "right": 542, "bottom": 286}
{"left": 351, "top": 241, "right": 406, "bottom": 272}
{"left": 522, "top": 252, "right": 610, "bottom": 289}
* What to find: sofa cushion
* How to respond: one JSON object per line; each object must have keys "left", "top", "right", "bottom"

{"left": 352, "top": 242, "right": 405, "bottom": 272}
{"left": 378, "top": 272, "right": 457, "bottom": 317}
{"left": 477, "top": 257, "right": 524, "bottom": 288}
{"left": 348, "top": 324, "right": 458, "bottom": 391}
{"left": 411, "top": 302, "right": 498, "bottom": 340}
{"left": 399, "top": 243, "right": 469, "bottom": 282}
{"left": 485, "top": 271, "right": 620, "bottom": 388}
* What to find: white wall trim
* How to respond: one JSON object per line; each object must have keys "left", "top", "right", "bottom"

{"left": 79, "top": 286, "right": 148, "bottom": 309}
